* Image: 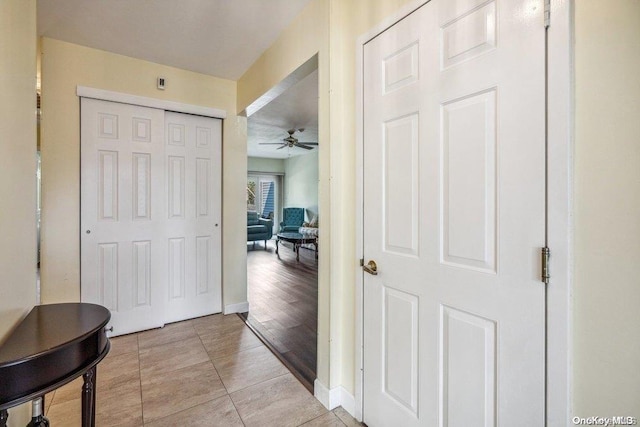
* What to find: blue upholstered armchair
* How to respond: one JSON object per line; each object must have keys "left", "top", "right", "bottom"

{"left": 280, "top": 207, "right": 305, "bottom": 232}
{"left": 247, "top": 211, "right": 273, "bottom": 249}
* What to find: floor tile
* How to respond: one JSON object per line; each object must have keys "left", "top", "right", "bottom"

{"left": 192, "top": 313, "right": 245, "bottom": 336}
{"left": 48, "top": 380, "right": 143, "bottom": 427}
{"left": 145, "top": 395, "right": 243, "bottom": 427}
{"left": 139, "top": 336, "right": 209, "bottom": 378}
{"left": 141, "top": 361, "right": 227, "bottom": 423}
{"left": 213, "top": 345, "right": 289, "bottom": 393}
{"left": 108, "top": 333, "right": 138, "bottom": 357}
{"left": 230, "top": 373, "right": 326, "bottom": 427}
{"left": 96, "top": 380, "right": 143, "bottom": 427}
{"left": 46, "top": 397, "right": 81, "bottom": 427}
{"left": 50, "top": 376, "right": 84, "bottom": 406}
{"left": 332, "top": 407, "right": 362, "bottom": 427}
{"left": 97, "top": 351, "right": 140, "bottom": 390}
{"left": 45, "top": 310, "right": 325, "bottom": 427}
{"left": 301, "top": 411, "right": 346, "bottom": 426}
{"left": 44, "top": 391, "right": 54, "bottom": 415}
{"left": 200, "top": 325, "right": 263, "bottom": 359}
{"left": 138, "top": 321, "right": 197, "bottom": 350}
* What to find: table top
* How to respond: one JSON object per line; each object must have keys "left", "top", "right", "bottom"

{"left": 0, "top": 303, "right": 111, "bottom": 410}
{"left": 0, "top": 303, "right": 110, "bottom": 366}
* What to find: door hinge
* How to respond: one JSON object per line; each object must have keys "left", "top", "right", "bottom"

{"left": 541, "top": 247, "right": 550, "bottom": 284}
{"left": 544, "top": 0, "right": 551, "bottom": 28}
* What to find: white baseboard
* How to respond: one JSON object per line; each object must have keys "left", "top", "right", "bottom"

{"left": 313, "top": 379, "right": 357, "bottom": 418}
{"left": 224, "top": 301, "right": 249, "bottom": 314}
{"left": 314, "top": 379, "right": 331, "bottom": 408}
{"left": 339, "top": 388, "right": 356, "bottom": 417}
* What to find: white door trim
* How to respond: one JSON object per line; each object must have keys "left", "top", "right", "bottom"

{"left": 77, "top": 86, "right": 227, "bottom": 119}
{"left": 354, "top": 0, "right": 573, "bottom": 424}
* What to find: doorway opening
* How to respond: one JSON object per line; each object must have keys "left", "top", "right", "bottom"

{"left": 242, "top": 65, "right": 319, "bottom": 392}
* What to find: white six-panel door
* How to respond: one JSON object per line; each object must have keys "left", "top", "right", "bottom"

{"left": 81, "top": 99, "right": 222, "bottom": 335}
{"left": 164, "top": 111, "right": 222, "bottom": 323}
{"left": 81, "top": 98, "right": 167, "bottom": 335}
{"left": 363, "top": 0, "right": 545, "bottom": 425}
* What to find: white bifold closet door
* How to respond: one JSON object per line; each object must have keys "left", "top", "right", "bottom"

{"left": 80, "top": 98, "right": 221, "bottom": 336}
{"left": 163, "top": 111, "right": 221, "bottom": 323}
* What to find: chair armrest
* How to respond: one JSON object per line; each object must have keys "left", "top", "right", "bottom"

{"left": 258, "top": 218, "right": 273, "bottom": 228}
{"left": 259, "top": 218, "right": 273, "bottom": 239}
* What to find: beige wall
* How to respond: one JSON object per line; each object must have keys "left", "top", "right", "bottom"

{"left": 40, "top": 38, "right": 248, "bottom": 308}
{"left": 0, "top": 0, "right": 37, "bottom": 424}
{"left": 248, "top": 157, "right": 285, "bottom": 174}
{"left": 573, "top": 0, "right": 640, "bottom": 415}
{"left": 284, "top": 152, "right": 319, "bottom": 219}
{"left": 327, "top": 0, "right": 416, "bottom": 392}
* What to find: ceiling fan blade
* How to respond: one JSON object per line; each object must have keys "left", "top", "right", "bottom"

{"left": 276, "top": 144, "right": 287, "bottom": 150}
{"left": 297, "top": 142, "right": 318, "bottom": 145}
{"left": 296, "top": 143, "right": 314, "bottom": 150}
{"left": 259, "top": 143, "right": 286, "bottom": 145}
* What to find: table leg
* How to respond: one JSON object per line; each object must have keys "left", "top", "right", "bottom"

{"left": 0, "top": 409, "right": 8, "bottom": 427}
{"left": 82, "top": 366, "right": 96, "bottom": 427}
{"left": 276, "top": 238, "right": 280, "bottom": 256}
{"left": 314, "top": 241, "right": 318, "bottom": 259}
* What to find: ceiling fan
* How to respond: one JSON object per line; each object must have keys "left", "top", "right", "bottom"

{"left": 259, "top": 128, "right": 318, "bottom": 150}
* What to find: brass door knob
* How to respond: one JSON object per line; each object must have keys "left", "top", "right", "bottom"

{"left": 363, "top": 260, "right": 378, "bottom": 275}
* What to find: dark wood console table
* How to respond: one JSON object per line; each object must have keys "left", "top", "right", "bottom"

{"left": 0, "top": 303, "right": 111, "bottom": 427}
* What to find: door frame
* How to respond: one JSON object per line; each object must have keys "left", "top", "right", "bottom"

{"left": 354, "top": 0, "right": 573, "bottom": 423}
{"left": 77, "top": 86, "right": 226, "bottom": 119}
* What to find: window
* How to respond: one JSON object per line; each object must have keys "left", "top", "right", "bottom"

{"left": 259, "top": 180, "right": 275, "bottom": 218}
{"left": 247, "top": 174, "right": 281, "bottom": 232}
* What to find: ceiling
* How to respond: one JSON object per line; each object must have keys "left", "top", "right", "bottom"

{"left": 37, "top": 0, "right": 312, "bottom": 80}
{"left": 247, "top": 70, "right": 318, "bottom": 159}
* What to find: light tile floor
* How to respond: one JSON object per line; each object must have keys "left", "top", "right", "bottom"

{"left": 45, "top": 314, "right": 361, "bottom": 427}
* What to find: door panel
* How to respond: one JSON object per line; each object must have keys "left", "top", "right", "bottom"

{"left": 441, "top": 1, "right": 496, "bottom": 69}
{"left": 363, "top": 0, "right": 545, "bottom": 425}
{"left": 441, "top": 89, "right": 496, "bottom": 272}
{"left": 383, "top": 113, "right": 419, "bottom": 256}
{"left": 132, "top": 240, "right": 151, "bottom": 307}
{"left": 383, "top": 287, "right": 419, "bottom": 415}
{"left": 441, "top": 306, "right": 496, "bottom": 426}
{"left": 164, "top": 112, "right": 222, "bottom": 323}
{"left": 81, "top": 98, "right": 166, "bottom": 336}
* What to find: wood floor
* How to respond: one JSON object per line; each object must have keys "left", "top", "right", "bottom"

{"left": 244, "top": 240, "right": 318, "bottom": 392}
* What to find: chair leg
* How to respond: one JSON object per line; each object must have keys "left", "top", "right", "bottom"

{"left": 264, "top": 240, "right": 268, "bottom": 250}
